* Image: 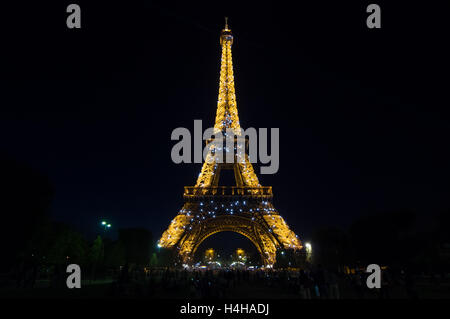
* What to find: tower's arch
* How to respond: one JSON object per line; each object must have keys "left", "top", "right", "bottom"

{"left": 193, "top": 230, "right": 264, "bottom": 265}
{"left": 180, "top": 215, "right": 278, "bottom": 266}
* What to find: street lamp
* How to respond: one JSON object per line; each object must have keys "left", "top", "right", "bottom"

{"left": 101, "top": 220, "right": 111, "bottom": 231}
{"left": 305, "top": 242, "right": 312, "bottom": 253}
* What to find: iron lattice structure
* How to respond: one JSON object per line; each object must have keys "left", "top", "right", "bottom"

{"left": 158, "top": 20, "right": 301, "bottom": 266}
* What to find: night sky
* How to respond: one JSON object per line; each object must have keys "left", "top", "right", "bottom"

{"left": 2, "top": 1, "right": 449, "bottom": 245}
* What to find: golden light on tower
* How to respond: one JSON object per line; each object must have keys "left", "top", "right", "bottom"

{"left": 158, "top": 19, "right": 302, "bottom": 266}
{"left": 235, "top": 248, "right": 247, "bottom": 262}
{"left": 204, "top": 248, "right": 216, "bottom": 261}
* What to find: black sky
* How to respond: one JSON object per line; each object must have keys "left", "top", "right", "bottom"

{"left": 1, "top": 1, "right": 449, "bottom": 242}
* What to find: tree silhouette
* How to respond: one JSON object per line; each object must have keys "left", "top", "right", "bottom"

{"left": 349, "top": 210, "right": 416, "bottom": 266}
{"left": 89, "top": 235, "right": 104, "bottom": 280}
{"left": 0, "top": 155, "right": 54, "bottom": 272}
{"left": 118, "top": 228, "right": 152, "bottom": 266}
{"left": 312, "top": 227, "right": 354, "bottom": 271}
{"left": 104, "top": 240, "right": 126, "bottom": 268}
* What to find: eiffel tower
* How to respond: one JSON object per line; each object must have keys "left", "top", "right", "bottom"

{"left": 158, "top": 19, "right": 302, "bottom": 266}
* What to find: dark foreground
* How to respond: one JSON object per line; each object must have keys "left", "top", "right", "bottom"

{"left": 1, "top": 268, "right": 449, "bottom": 299}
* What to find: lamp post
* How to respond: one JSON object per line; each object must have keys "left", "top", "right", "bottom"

{"left": 305, "top": 242, "right": 312, "bottom": 262}
{"left": 101, "top": 220, "right": 111, "bottom": 231}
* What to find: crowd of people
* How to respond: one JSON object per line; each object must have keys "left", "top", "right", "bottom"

{"left": 2, "top": 258, "right": 430, "bottom": 299}
{"left": 108, "top": 264, "right": 421, "bottom": 299}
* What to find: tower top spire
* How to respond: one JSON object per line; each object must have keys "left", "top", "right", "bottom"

{"left": 216, "top": 18, "right": 238, "bottom": 133}
{"left": 220, "top": 17, "right": 233, "bottom": 46}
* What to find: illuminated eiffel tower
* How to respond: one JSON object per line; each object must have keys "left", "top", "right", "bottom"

{"left": 158, "top": 19, "right": 301, "bottom": 266}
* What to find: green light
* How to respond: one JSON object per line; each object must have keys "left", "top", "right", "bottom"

{"left": 101, "top": 221, "right": 106, "bottom": 225}
{"left": 107, "top": 224, "right": 111, "bottom": 228}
